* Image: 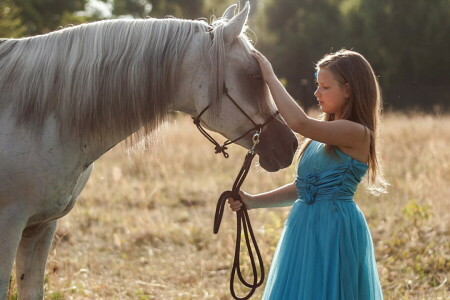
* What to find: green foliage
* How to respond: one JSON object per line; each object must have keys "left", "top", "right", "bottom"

{"left": 1, "top": 0, "right": 449, "bottom": 109}
{"left": 341, "top": 0, "right": 450, "bottom": 108}
{"left": 258, "top": 0, "right": 450, "bottom": 110}
{"left": 59, "top": 11, "right": 94, "bottom": 28}
{"left": 0, "top": 0, "right": 26, "bottom": 38}
{"left": 379, "top": 200, "right": 449, "bottom": 296}
{"left": 258, "top": 0, "right": 350, "bottom": 108}
{"left": 349, "top": 0, "right": 450, "bottom": 85}
{"left": 13, "top": 0, "right": 88, "bottom": 34}
{"left": 111, "top": 0, "right": 150, "bottom": 18}
{"left": 49, "top": 291, "right": 65, "bottom": 300}
{"left": 152, "top": 0, "right": 203, "bottom": 19}
{"left": 7, "top": 275, "right": 17, "bottom": 300}
{"left": 401, "top": 200, "right": 431, "bottom": 225}
{"left": 7, "top": 293, "right": 17, "bottom": 300}
{"left": 112, "top": 0, "right": 204, "bottom": 19}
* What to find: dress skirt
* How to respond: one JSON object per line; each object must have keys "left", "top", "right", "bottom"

{"left": 262, "top": 199, "right": 383, "bottom": 300}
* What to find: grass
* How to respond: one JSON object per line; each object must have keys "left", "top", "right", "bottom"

{"left": 8, "top": 112, "right": 450, "bottom": 299}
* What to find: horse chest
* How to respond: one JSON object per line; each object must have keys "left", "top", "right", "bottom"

{"left": 0, "top": 149, "right": 88, "bottom": 222}
{"left": 0, "top": 112, "right": 91, "bottom": 224}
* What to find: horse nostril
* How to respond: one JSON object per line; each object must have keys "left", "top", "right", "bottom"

{"left": 292, "top": 139, "right": 298, "bottom": 152}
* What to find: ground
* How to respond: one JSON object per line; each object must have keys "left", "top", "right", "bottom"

{"left": 8, "top": 111, "right": 450, "bottom": 299}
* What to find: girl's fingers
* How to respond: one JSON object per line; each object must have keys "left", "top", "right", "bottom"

{"left": 232, "top": 203, "right": 241, "bottom": 209}
{"left": 227, "top": 198, "right": 243, "bottom": 211}
{"left": 252, "top": 50, "right": 264, "bottom": 59}
{"left": 251, "top": 50, "right": 263, "bottom": 60}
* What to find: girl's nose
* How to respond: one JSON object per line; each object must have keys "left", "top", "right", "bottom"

{"left": 314, "top": 87, "right": 320, "bottom": 98}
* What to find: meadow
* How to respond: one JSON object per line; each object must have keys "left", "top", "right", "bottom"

{"left": 9, "top": 112, "right": 450, "bottom": 299}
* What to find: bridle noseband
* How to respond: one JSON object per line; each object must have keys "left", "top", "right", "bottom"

{"left": 192, "top": 84, "right": 279, "bottom": 158}
{"left": 192, "top": 83, "right": 279, "bottom": 299}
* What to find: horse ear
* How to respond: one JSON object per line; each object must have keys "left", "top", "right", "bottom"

{"left": 222, "top": 4, "right": 237, "bottom": 20}
{"left": 223, "top": 1, "right": 250, "bottom": 45}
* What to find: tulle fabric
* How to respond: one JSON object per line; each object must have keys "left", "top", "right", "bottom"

{"left": 262, "top": 141, "right": 383, "bottom": 300}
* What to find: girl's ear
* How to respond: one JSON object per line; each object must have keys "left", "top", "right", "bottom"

{"left": 345, "top": 83, "right": 350, "bottom": 98}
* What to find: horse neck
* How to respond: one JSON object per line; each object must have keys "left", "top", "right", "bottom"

{"left": 81, "top": 83, "right": 198, "bottom": 165}
{"left": 0, "top": 19, "right": 207, "bottom": 164}
{"left": 84, "top": 64, "right": 207, "bottom": 162}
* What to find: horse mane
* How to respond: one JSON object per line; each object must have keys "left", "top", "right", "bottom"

{"left": 0, "top": 16, "right": 265, "bottom": 142}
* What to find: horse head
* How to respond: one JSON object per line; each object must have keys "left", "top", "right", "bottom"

{"left": 178, "top": 2, "right": 298, "bottom": 172}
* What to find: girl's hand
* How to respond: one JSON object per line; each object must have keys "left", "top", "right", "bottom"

{"left": 251, "top": 49, "right": 276, "bottom": 84}
{"left": 227, "top": 191, "right": 254, "bottom": 211}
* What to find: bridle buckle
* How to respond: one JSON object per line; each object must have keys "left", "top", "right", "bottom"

{"left": 250, "top": 127, "right": 262, "bottom": 154}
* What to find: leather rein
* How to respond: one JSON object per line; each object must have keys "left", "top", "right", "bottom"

{"left": 192, "top": 84, "right": 279, "bottom": 299}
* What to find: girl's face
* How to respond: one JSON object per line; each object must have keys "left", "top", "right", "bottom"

{"left": 314, "top": 68, "right": 349, "bottom": 119}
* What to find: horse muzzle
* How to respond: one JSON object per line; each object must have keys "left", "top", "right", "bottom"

{"left": 255, "top": 118, "right": 298, "bottom": 172}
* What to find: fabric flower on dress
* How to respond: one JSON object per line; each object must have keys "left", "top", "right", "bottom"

{"left": 297, "top": 173, "right": 320, "bottom": 205}
{"left": 304, "top": 185, "right": 318, "bottom": 205}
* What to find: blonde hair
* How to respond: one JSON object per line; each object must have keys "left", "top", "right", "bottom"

{"left": 301, "top": 49, "right": 388, "bottom": 194}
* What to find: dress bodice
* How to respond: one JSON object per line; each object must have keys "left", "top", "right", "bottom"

{"left": 295, "top": 140, "right": 368, "bottom": 204}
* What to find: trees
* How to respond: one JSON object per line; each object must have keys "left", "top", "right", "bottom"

{"left": 256, "top": 0, "right": 350, "bottom": 108}
{"left": 112, "top": 0, "right": 204, "bottom": 19}
{"left": 256, "top": 0, "right": 450, "bottom": 110}
{"left": 341, "top": 0, "right": 450, "bottom": 109}
{"left": 1, "top": 0, "right": 448, "bottom": 109}
{"left": 13, "top": 0, "right": 88, "bottom": 35}
{"left": 0, "top": 0, "right": 26, "bottom": 38}
{"left": 5, "top": 0, "right": 206, "bottom": 35}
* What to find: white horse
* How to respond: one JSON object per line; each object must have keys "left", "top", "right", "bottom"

{"left": 0, "top": 3, "right": 297, "bottom": 299}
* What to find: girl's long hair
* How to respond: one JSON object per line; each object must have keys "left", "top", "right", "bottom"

{"left": 300, "top": 49, "right": 388, "bottom": 194}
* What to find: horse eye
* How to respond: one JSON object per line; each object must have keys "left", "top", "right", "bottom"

{"left": 252, "top": 73, "right": 262, "bottom": 79}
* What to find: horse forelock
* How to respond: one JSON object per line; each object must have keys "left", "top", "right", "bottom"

{"left": 207, "top": 21, "right": 273, "bottom": 118}
{"left": 0, "top": 18, "right": 210, "bottom": 142}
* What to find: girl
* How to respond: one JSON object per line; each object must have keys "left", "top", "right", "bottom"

{"left": 228, "top": 49, "right": 386, "bottom": 299}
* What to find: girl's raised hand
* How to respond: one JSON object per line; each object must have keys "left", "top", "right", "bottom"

{"left": 251, "top": 49, "right": 276, "bottom": 84}
{"left": 227, "top": 191, "right": 254, "bottom": 211}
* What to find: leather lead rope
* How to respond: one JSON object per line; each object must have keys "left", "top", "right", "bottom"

{"left": 213, "top": 131, "right": 265, "bottom": 300}
{"left": 192, "top": 84, "right": 279, "bottom": 299}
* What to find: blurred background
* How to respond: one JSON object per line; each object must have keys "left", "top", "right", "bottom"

{"left": 1, "top": 0, "right": 449, "bottom": 111}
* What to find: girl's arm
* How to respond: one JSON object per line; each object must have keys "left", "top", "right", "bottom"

{"left": 228, "top": 182, "right": 298, "bottom": 211}
{"left": 252, "top": 50, "right": 368, "bottom": 149}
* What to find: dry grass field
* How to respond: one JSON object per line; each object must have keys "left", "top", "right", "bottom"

{"left": 8, "top": 112, "right": 450, "bottom": 300}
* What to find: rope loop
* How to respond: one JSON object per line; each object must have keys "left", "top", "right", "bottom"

{"left": 213, "top": 151, "right": 265, "bottom": 300}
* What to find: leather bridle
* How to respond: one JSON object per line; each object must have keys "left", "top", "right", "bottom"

{"left": 192, "top": 84, "right": 279, "bottom": 158}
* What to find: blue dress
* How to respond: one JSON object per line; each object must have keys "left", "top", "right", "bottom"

{"left": 262, "top": 140, "right": 383, "bottom": 300}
